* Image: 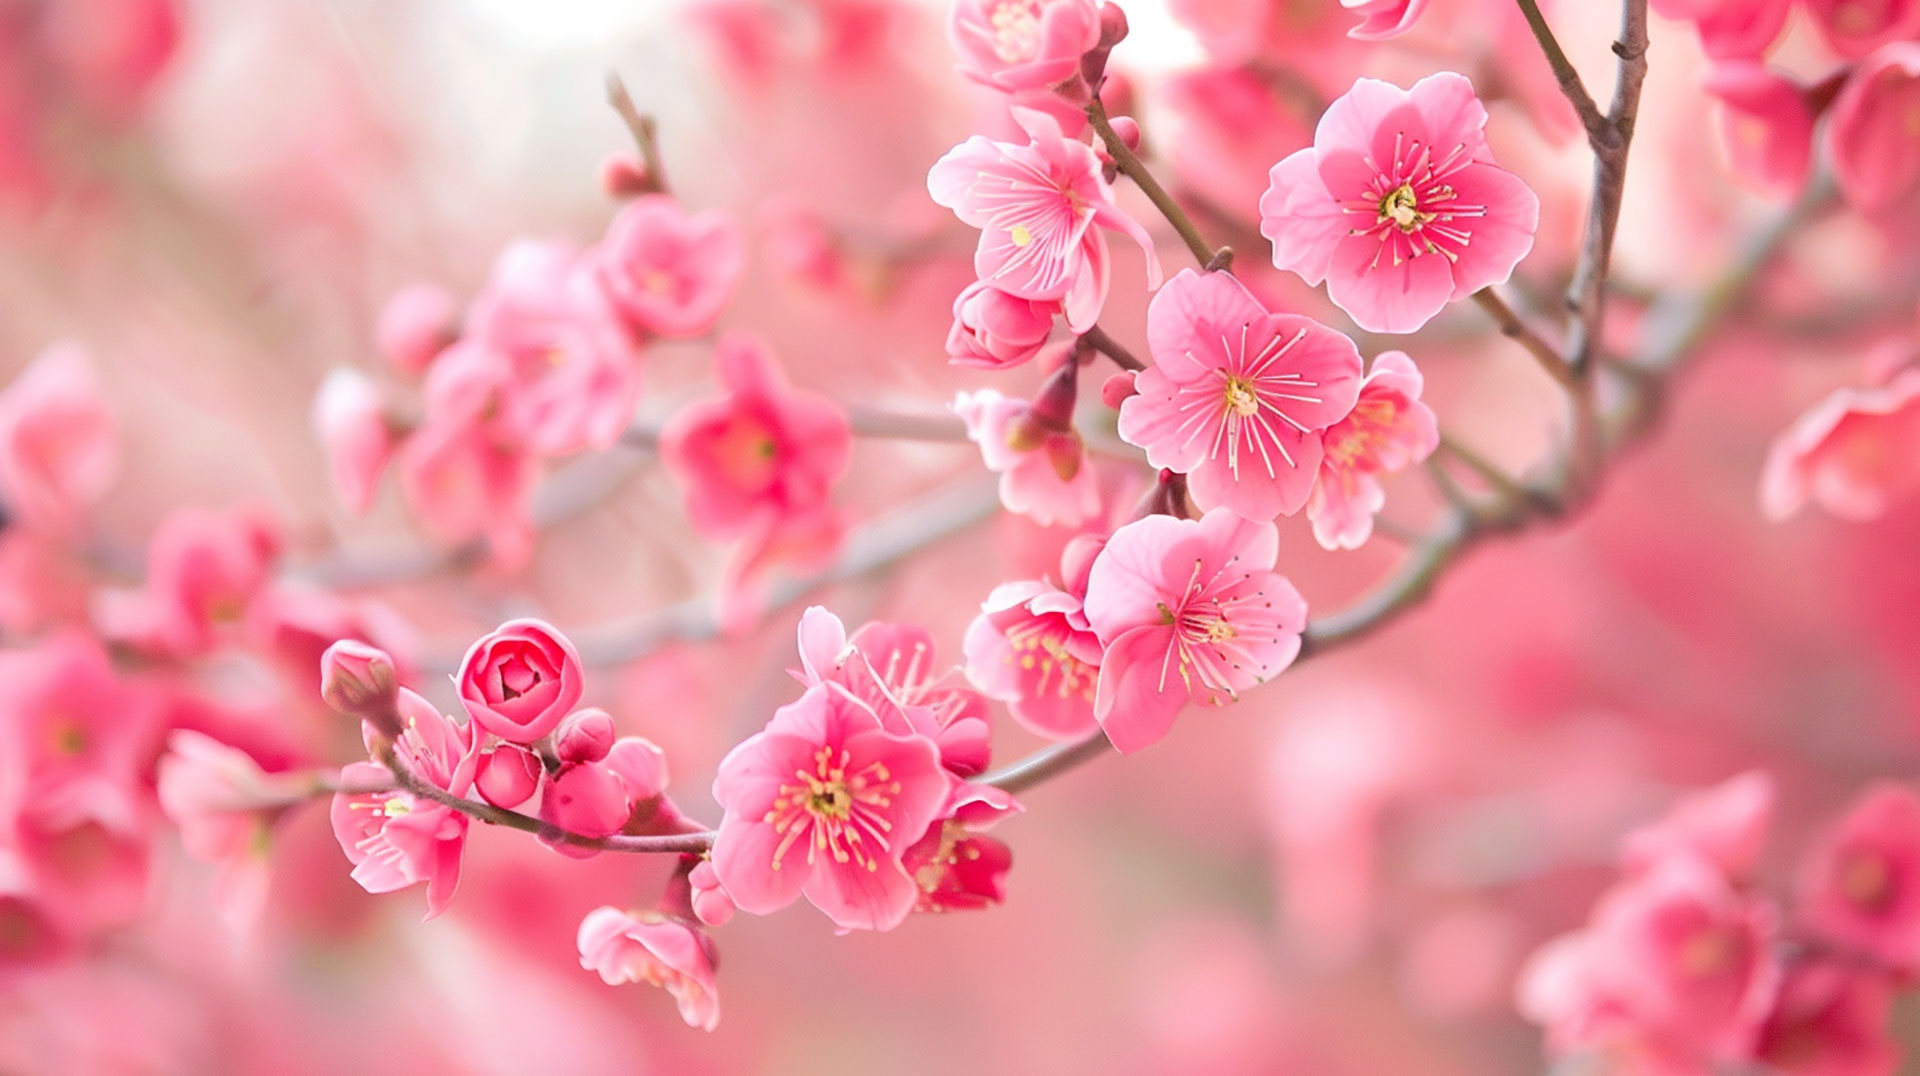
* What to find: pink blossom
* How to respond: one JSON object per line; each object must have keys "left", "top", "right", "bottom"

{"left": 927, "top": 107, "right": 1161, "bottom": 332}
{"left": 1117, "top": 269, "right": 1363, "bottom": 520}
{"left": 540, "top": 761, "right": 632, "bottom": 851}
{"left": 311, "top": 367, "right": 394, "bottom": 515}
{"left": 0, "top": 342, "right": 117, "bottom": 533}
{"left": 329, "top": 688, "right": 478, "bottom": 919}
{"left": 1798, "top": 782, "right": 1920, "bottom": 973}
{"left": 594, "top": 194, "right": 746, "bottom": 339}
{"left": 154, "top": 731, "right": 285, "bottom": 928}
{"left": 605, "top": 736, "right": 671, "bottom": 804}
{"left": 962, "top": 535, "right": 1105, "bottom": 740}
{"left": 1705, "top": 62, "right": 1815, "bottom": 200}
{"left": 473, "top": 745, "right": 541, "bottom": 810}
{"left": 901, "top": 782, "right": 1020, "bottom": 913}
{"left": 947, "top": 0, "right": 1101, "bottom": 94}
{"left": 553, "top": 709, "right": 617, "bottom": 765}
{"left": 1081, "top": 509, "right": 1308, "bottom": 753}
{"left": 689, "top": 859, "right": 735, "bottom": 926}
{"left": 0, "top": 632, "right": 163, "bottom": 805}
{"left": 1804, "top": 0, "right": 1920, "bottom": 59}
{"left": 8, "top": 789, "right": 154, "bottom": 939}
{"left": 1753, "top": 960, "right": 1900, "bottom": 1076}
{"left": 375, "top": 282, "right": 458, "bottom": 376}
{"left": 955, "top": 388, "right": 1100, "bottom": 527}
{"left": 1260, "top": 73, "right": 1540, "bottom": 334}
{"left": 1650, "top": 0, "right": 1792, "bottom": 58}
{"left": 946, "top": 281, "right": 1058, "bottom": 369}
{"left": 1827, "top": 44, "right": 1920, "bottom": 212}
{"left": 456, "top": 618, "right": 585, "bottom": 744}
{"left": 1622, "top": 770, "right": 1776, "bottom": 886}
{"left": 1759, "top": 366, "right": 1920, "bottom": 521}
{"left": 1341, "top": 0, "right": 1430, "bottom": 40}
{"left": 92, "top": 506, "right": 280, "bottom": 659}
{"left": 717, "top": 504, "right": 849, "bottom": 632}
{"left": 1306, "top": 349, "right": 1438, "bottom": 550}
{"left": 576, "top": 907, "right": 720, "bottom": 1031}
{"left": 661, "top": 334, "right": 851, "bottom": 539}
{"left": 392, "top": 418, "right": 538, "bottom": 569}
{"left": 709, "top": 681, "right": 949, "bottom": 932}
{"left": 319, "top": 638, "right": 401, "bottom": 730}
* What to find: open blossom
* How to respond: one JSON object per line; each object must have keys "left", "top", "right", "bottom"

{"left": 0, "top": 341, "right": 117, "bottom": 533}
{"left": 946, "top": 281, "right": 1058, "bottom": 369}
{"left": 1797, "top": 783, "right": 1920, "bottom": 973}
{"left": 901, "top": 782, "right": 1020, "bottom": 913}
{"left": 1081, "top": 510, "right": 1308, "bottom": 753}
{"left": 577, "top": 907, "right": 721, "bottom": 1031}
{"left": 661, "top": 334, "right": 852, "bottom": 539}
{"left": 1341, "top": 0, "right": 1429, "bottom": 40}
{"left": 1118, "top": 269, "right": 1363, "bottom": 521}
{"left": 963, "top": 534, "right": 1105, "bottom": 740}
{"left": 92, "top": 505, "right": 280, "bottom": 659}
{"left": 955, "top": 387, "right": 1100, "bottom": 527}
{"left": 709, "top": 681, "right": 949, "bottom": 932}
{"left": 1306, "top": 349, "right": 1437, "bottom": 550}
{"left": 1622, "top": 770, "right": 1776, "bottom": 886}
{"left": 594, "top": 194, "right": 745, "bottom": 339}
{"left": 311, "top": 367, "right": 394, "bottom": 514}
{"left": 1260, "top": 73, "right": 1540, "bottom": 334}
{"left": 948, "top": 0, "right": 1101, "bottom": 94}
{"left": 1753, "top": 960, "right": 1901, "bottom": 1076}
{"left": 1827, "top": 44, "right": 1920, "bottom": 212}
{"left": 928, "top": 107, "right": 1161, "bottom": 332}
{"left": 1759, "top": 365, "right": 1920, "bottom": 521}
{"left": 329, "top": 689, "right": 479, "bottom": 919}
{"left": 456, "top": 618, "right": 584, "bottom": 744}
{"left": 1805, "top": 0, "right": 1920, "bottom": 58}
{"left": 1705, "top": 62, "right": 1815, "bottom": 200}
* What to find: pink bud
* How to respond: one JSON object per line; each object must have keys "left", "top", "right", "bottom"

{"left": 599, "top": 152, "right": 653, "bottom": 198}
{"left": 320, "top": 640, "right": 401, "bottom": 737}
{"left": 1100, "top": 370, "right": 1138, "bottom": 408}
{"left": 605, "top": 736, "right": 670, "bottom": 803}
{"left": 312, "top": 368, "right": 395, "bottom": 515}
{"left": 540, "top": 762, "right": 632, "bottom": 857}
{"left": 456, "top": 618, "right": 584, "bottom": 745}
{"left": 475, "top": 745, "right": 542, "bottom": 809}
{"left": 554, "top": 708, "right": 617, "bottom": 764}
{"left": 1107, "top": 115, "right": 1142, "bottom": 153}
{"left": 375, "top": 284, "right": 459, "bottom": 377}
{"left": 1096, "top": 3, "right": 1129, "bottom": 48}
{"left": 689, "top": 860, "right": 735, "bottom": 927}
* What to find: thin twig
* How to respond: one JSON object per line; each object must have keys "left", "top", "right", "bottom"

{"left": 1472, "top": 287, "right": 1574, "bottom": 387}
{"left": 1512, "top": 0, "right": 1610, "bottom": 145}
{"left": 605, "top": 73, "right": 667, "bottom": 195}
{"left": 1086, "top": 98, "right": 1221, "bottom": 269}
{"left": 1081, "top": 324, "right": 1146, "bottom": 372}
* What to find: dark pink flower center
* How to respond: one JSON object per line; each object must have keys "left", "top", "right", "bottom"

{"left": 1343, "top": 132, "right": 1487, "bottom": 266}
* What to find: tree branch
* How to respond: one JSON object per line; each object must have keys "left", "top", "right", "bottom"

{"left": 1086, "top": 98, "right": 1222, "bottom": 269}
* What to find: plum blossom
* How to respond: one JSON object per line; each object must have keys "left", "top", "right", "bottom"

{"left": 709, "top": 681, "right": 949, "bottom": 932}
{"left": 1118, "top": 269, "right": 1363, "bottom": 521}
{"left": 154, "top": 731, "right": 289, "bottom": 928}
{"left": 1081, "top": 510, "right": 1308, "bottom": 753}
{"left": 1797, "top": 783, "right": 1920, "bottom": 973}
{"left": 1827, "top": 44, "right": 1920, "bottom": 212}
{"left": 91, "top": 506, "right": 280, "bottom": 659}
{"left": 577, "top": 907, "right": 721, "bottom": 1031}
{"left": 946, "top": 281, "right": 1058, "bottom": 369}
{"left": 955, "top": 387, "right": 1100, "bottom": 527}
{"left": 456, "top": 618, "right": 584, "bottom": 745}
{"left": 963, "top": 534, "right": 1105, "bottom": 740}
{"left": 928, "top": 107, "right": 1161, "bottom": 332}
{"left": 689, "top": 860, "right": 735, "bottom": 927}
{"left": 948, "top": 0, "right": 1102, "bottom": 94}
{"left": 1260, "top": 73, "right": 1540, "bottom": 334}
{"left": 1305, "top": 349, "right": 1438, "bottom": 550}
{"left": 1341, "top": 0, "right": 1429, "bottom": 40}
{"left": 594, "top": 194, "right": 746, "bottom": 339}
{"left": 1759, "top": 364, "right": 1920, "bottom": 521}
{"left": 392, "top": 419, "right": 538, "bottom": 569}
{"left": 0, "top": 342, "right": 117, "bottom": 533}
{"left": 1705, "top": 62, "right": 1816, "bottom": 200}
{"left": 900, "top": 782, "right": 1020, "bottom": 913}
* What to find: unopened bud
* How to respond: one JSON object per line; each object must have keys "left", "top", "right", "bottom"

{"left": 555, "top": 708, "right": 617, "bottom": 765}
{"left": 606, "top": 736, "right": 670, "bottom": 803}
{"left": 320, "top": 639, "right": 401, "bottom": 738}
{"left": 1107, "top": 115, "right": 1141, "bottom": 153}
{"left": 1101, "top": 370, "right": 1138, "bottom": 408}
{"left": 475, "top": 745, "right": 543, "bottom": 809}
{"left": 599, "top": 152, "right": 653, "bottom": 198}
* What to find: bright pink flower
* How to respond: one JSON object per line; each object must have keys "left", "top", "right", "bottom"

{"left": 1805, "top": 0, "right": 1920, "bottom": 59}
{"left": 1759, "top": 366, "right": 1920, "bottom": 521}
{"left": 1827, "top": 44, "right": 1920, "bottom": 212}
{"left": 901, "top": 781, "right": 1020, "bottom": 913}
{"left": 962, "top": 534, "right": 1105, "bottom": 740}
{"left": 1650, "top": 0, "right": 1792, "bottom": 58}
{"left": 311, "top": 367, "right": 394, "bottom": 514}
{"left": 709, "top": 681, "right": 949, "bottom": 932}
{"left": 577, "top": 907, "right": 721, "bottom": 1031}
{"left": 473, "top": 744, "right": 542, "bottom": 810}
{"left": 456, "top": 618, "right": 585, "bottom": 744}
{"left": 1623, "top": 771, "right": 1775, "bottom": 886}
{"left": 955, "top": 388, "right": 1100, "bottom": 527}
{"left": 393, "top": 419, "right": 538, "bottom": 569}
{"left": 1342, "top": 0, "right": 1430, "bottom": 40}
{"left": 1306, "top": 349, "right": 1437, "bottom": 549}
{"left": 1118, "top": 269, "right": 1363, "bottom": 520}
{"left": 689, "top": 859, "right": 735, "bottom": 926}
{"left": 92, "top": 506, "right": 280, "bottom": 659}
{"left": 946, "top": 281, "right": 1058, "bottom": 369}
{"left": 1081, "top": 509, "right": 1308, "bottom": 753}
{"left": 329, "top": 688, "right": 478, "bottom": 919}
{"left": 1705, "top": 63, "right": 1815, "bottom": 200}
{"left": 0, "top": 342, "right": 116, "bottom": 533}
{"left": 928, "top": 107, "right": 1161, "bottom": 332}
{"left": 8, "top": 788, "right": 153, "bottom": 938}
{"left": 661, "top": 334, "right": 851, "bottom": 538}
{"left": 594, "top": 194, "right": 746, "bottom": 339}
{"left": 1798, "top": 783, "right": 1920, "bottom": 973}
{"left": 1260, "top": 74, "right": 1540, "bottom": 334}
{"left": 1753, "top": 961, "right": 1900, "bottom": 1076}
{"left": 947, "top": 0, "right": 1101, "bottom": 94}
{"left": 540, "top": 761, "right": 632, "bottom": 851}
{"left": 375, "top": 282, "right": 458, "bottom": 376}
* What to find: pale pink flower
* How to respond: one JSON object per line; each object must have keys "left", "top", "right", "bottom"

{"left": 1705, "top": 62, "right": 1815, "bottom": 200}
{"left": 689, "top": 860, "right": 734, "bottom": 926}
{"left": 1621, "top": 770, "right": 1776, "bottom": 886}
{"left": 901, "top": 781, "right": 1020, "bottom": 913}
{"left": 154, "top": 730, "right": 286, "bottom": 928}
{"left": 709, "top": 681, "right": 949, "bottom": 932}
{"left": 946, "top": 281, "right": 1058, "bottom": 369}
{"left": 311, "top": 367, "right": 394, "bottom": 514}
{"left": 594, "top": 194, "right": 746, "bottom": 339}
{"left": 948, "top": 0, "right": 1102, "bottom": 94}
{"left": 92, "top": 506, "right": 280, "bottom": 659}
{"left": 962, "top": 534, "right": 1105, "bottom": 740}
{"left": 927, "top": 107, "right": 1161, "bottom": 332}
{"left": 1118, "top": 269, "right": 1363, "bottom": 520}
{"left": 329, "top": 688, "right": 479, "bottom": 919}
{"left": 1650, "top": 0, "right": 1792, "bottom": 58}
{"left": 1081, "top": 509, "right": 1308, "bottom": 753}
{"left": 393, "top": 419, "right": 538, "bottom": 569}
{"left": 1798, "top": 782, "right": 1920, "bottom": 973}
{"left": 1805, "top": 0, "right": 1920, "bottom": 58}
{"left": 662, "top": 334, "right": 852, "bottom": 539}
{"left": 1342, "top": 0, "right": 1430, "bottom": 40}
{"left": 319, "top": 638, "right": 402, "bottom": 728}
{"left": 605, "top": 736, "right": 671, "bottom": 805}
{"left": 456, "top": 618, "right": 585, "bottom": 744}
{"left": 1753, "top": 961, "right": 1900, "bottom": 1076}
{"left": 955, "top": 388, "right": 1100, "bottom": 527}
{"left": 1260, "top": 73, "right": 1540, "bottom": 334}
{"left": 577, "top": 907, "right": 720, "bottom": 1031}
{"left": 1759, "top": 366, "right": 1920, "bottom": 521}
{"left": 1306, "top": 349, "right": 1438, "bottom": 549}
{"left": 374, "top": 282, "right": 458, "bottom": 376}
{"left": 1827, "top": 44, "right": 1920, "bottom": 212}
{"left": 0, "top": 342, "right": 117, "bottom": 532}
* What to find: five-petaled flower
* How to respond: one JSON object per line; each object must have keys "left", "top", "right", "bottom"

{"left": 1305, "top": 349, "right": 1438, "bottom": 550}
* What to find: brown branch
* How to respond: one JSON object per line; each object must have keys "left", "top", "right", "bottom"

{"left": 1563, "top": 0, "right": 1650, "bottom": 378}
{"left": 1086, "top": 98, "right": 1223, "bottom": 269}
{"left": 605, "top": 73, "right": 667, "bottom": 195}
{"left": 1473, "top": 287, "right": 1574, "bottom": 387}
{"left": 1513, "top": 0, "right": 1610, "bottom": 145}
{"left": 1081, "top": 324, "right": 1146, "bottom": 372}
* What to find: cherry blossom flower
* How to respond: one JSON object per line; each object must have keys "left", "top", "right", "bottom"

{"left": 154, "top": 731, "right": 286, "bottom": 928}
{"left": 955, "top": 387, "right": 1100, "bottom": 527}
{"left": 1705, "top": 62, "right": 1815, "bottom": 200}
{"left": 1798, "top": 782, "right": 1920, "bottom": 973}
{"left": 1827, "top": 44, "right": 1920, "bottom": 213}
{"left": 329, "top": 689, "right": 478, "bottom": 919}
{"left": 456, "top": 618, "right": 584, "bottom": 744}
{"left": 540, "top": 760, "right": 632, "bottom": 854}
{"left": 1804, "top": 0, "right": 1920, "bottom": 59}
{"left": 577, "top": 907, "right": 721, "bottom": 1031}
{"left": 1260, "top": 73, "right": 1540, "bottom": 334}
{"left": 661, "top": 334, "right": 852, "bottom": 540}
{"left": 594, "top": 194, "right": 746, "bottom": 340}
{"left": 962, "top": 534, "right": 1105, "bottom": 740}
{"left": 948, "top": 0, "right": 1101, "bottom": 94}
{"left": 1081, "top": 509, "right": 1308, "bottom": 753}
{"left": 473, "top": 745, "right": 541, "bottom": 810}
{"left": 901, "top": 781, "right": 1020, "bottom": 914}
{"left": 928, "top": 107, "right": 1161, "bottom": 332}
{"left": 1759, "top": 365, "right": 1920, "bottom": 521}
{"left": 1305, "top": 349, "right": 1438, "bottom": 550}
{"left": 1117, "top": 269, "right": 1363, "bottom": 520}
{"left": 393, "top": 419, "right": 538, "bottom": 570}
{"left": 311, "top": 367, "right": 394, "bottom": 514}
{"left": 0, "top": 342, "right": 117, "bottom": 533}
{"left": 708, "top": 681, "right": 949, "bottom": 932}
{"left": 1341, "top": 0, "right": 1430, "bottom": 40}
{"left": 946, "top": 281, "right": 1058, "bottom": 369}
{"left": 1752, "top": 960, "right": 1901, "bottom": 1076}
{"left": 1621, "top": 770, "right": 1776, "bottom": 887}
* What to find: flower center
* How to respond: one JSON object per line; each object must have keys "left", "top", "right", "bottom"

{"left": 1004, "top": 616, "right": 1096, "bottom": 702}
{"left": 1379, "top": 183, "right": 1431, "bottom": 233}
{"left": 1841, "top": 852, "right": 1894, "bottom": 911}
{"left": 1221, "top": 375, "right": 1261, "bottom": 418}
{"left": 989, "top": 1, "right": 1045, "bottom": 64}
{"left": 764, "top": 745, "right": 903, "bottom": 872}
